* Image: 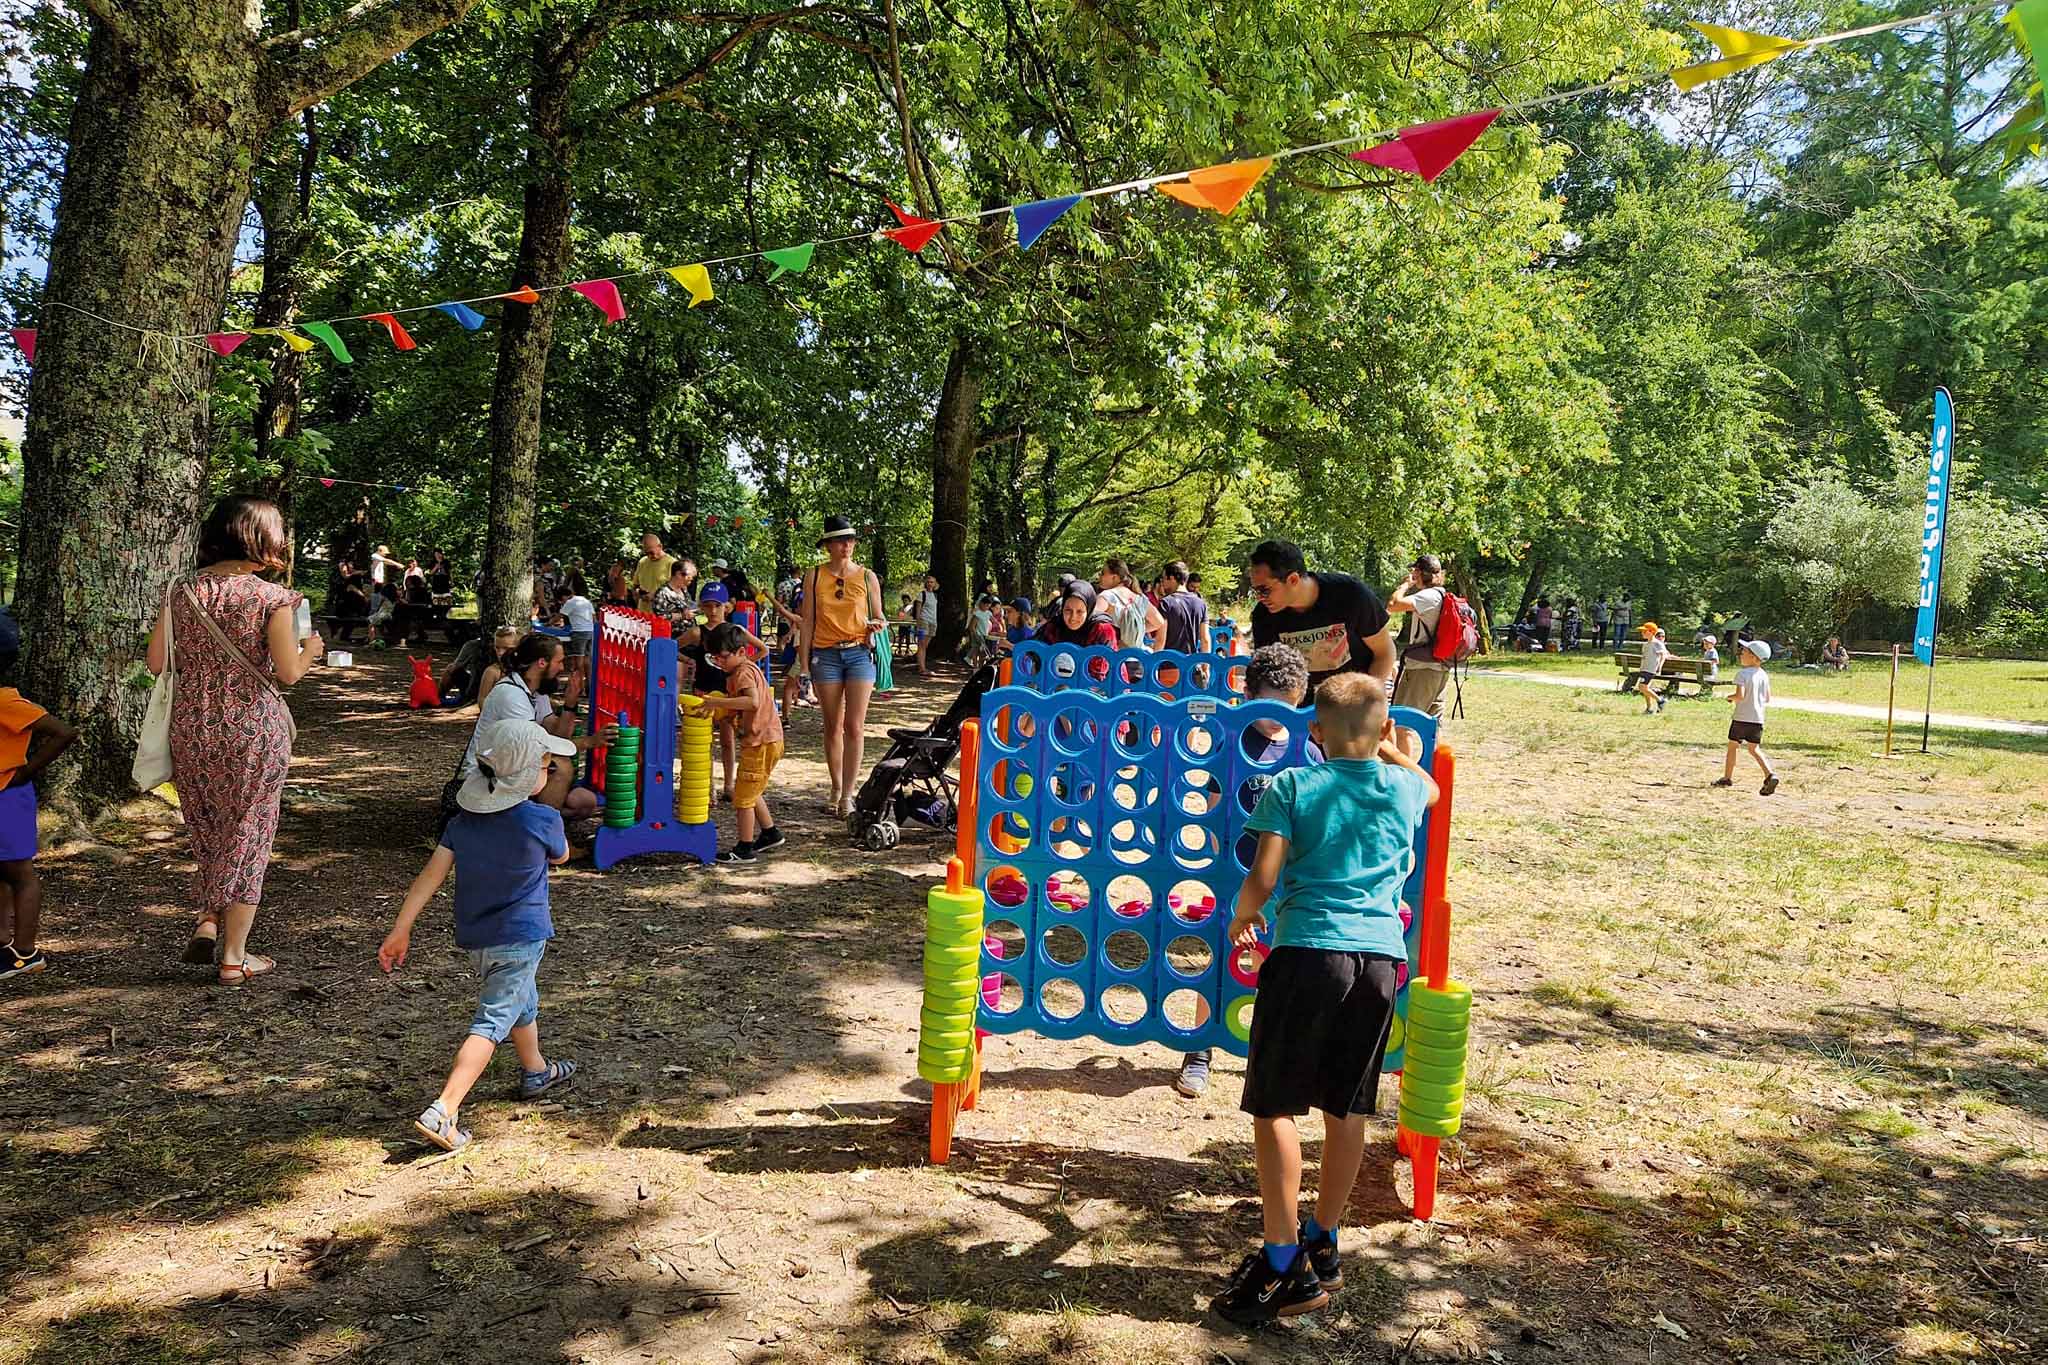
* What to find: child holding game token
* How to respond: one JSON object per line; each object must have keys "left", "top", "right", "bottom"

{"left": 690, "top": 623, "right": 786, "bottom": 863}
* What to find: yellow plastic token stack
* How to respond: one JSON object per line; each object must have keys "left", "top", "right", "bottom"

{"left": 1398, "top": 980, "right": 1470, "bottom": 1140}
{"left": 677, "top": 697, "right": 714, "bottom": 825}
{"left": 918, "top": 868, "right": 985, "bottom": 1085}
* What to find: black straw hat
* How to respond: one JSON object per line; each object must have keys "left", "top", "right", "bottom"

{"left": 817, "top": 515, "right": 857, "bottom": 548}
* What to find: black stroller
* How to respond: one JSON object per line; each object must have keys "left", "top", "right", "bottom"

{"left": 848, "top": 661, "right": 1001, "bottom": 851}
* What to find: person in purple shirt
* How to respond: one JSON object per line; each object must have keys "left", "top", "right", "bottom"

{"left": 1156, "top": 560, "right": 1210, "bottom": 654}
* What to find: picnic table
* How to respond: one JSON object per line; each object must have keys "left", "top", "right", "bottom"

{"left": 1613, "top": 645, "right": 1735, "bottom": 699}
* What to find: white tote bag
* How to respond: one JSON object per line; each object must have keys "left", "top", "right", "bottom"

{"left": 131, "top": 586, "right": 177, "bottom": 791}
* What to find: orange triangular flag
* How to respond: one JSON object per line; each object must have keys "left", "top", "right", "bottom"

{"left": 1156, "top": 158, "right": 1273, "bottom": 215}
{"left": 361, "top": 313, "right": 417, "bottom": 351}
{"left": 501, "top": 285, "right": 542, "bottom": 304}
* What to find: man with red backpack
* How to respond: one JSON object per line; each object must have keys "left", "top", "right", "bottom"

{"left": 1388, "top": 554, "right": 1474, "bottom": 718}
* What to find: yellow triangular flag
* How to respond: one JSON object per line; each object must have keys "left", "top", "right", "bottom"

{"left": 666, "top": 263, "right": 714, "bottom": 307}
{"left": 1672, "top": 22, "right": 1806, "bottom": 92}
{"left": 1156, "top": 158, "right": 1273, "bottom": 215}
{"left": 253, "top": 327, "right": 316, "bottom": 353}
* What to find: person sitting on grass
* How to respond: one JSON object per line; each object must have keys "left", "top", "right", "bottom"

{"left": 1821, "top": 637, "right": 1850, "bottom": 671}
{"left": 1174, "top": 644, "right": 1316, "bottom": 1101}
{"left": 0, "top": 667, "right": 77, "bottom": 982}
{"left": 445, "top": 634, "right": 615, "bottom": 831}
{"left": 1632, "top": 623, "right": 1671, "bottom": 715}
{"left": 1212, "top": 672, "right": 1438, "bottom": 1327}
{"left": 689, "top": 623, "right": 787, "bottom": 864}
{"left": 381, "top": 718, "right": 581, "bottom": 1151}
{"left": 445, "top": 625, "right": 520, "bottom": 708}
{"left": 1715, "top": 640, "right": 1780, "bottom": 796}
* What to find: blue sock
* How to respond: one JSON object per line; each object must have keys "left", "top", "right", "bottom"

{"left": 1302, "top": 1214, "right": 1327, "bottom": 1243}
{"left": 1263, "top": 1242, "right": 1297, "bottom": 1273}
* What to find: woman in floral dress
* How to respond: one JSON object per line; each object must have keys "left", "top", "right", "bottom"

{"left": 146, "top": 496, "right": 324, "bottom": 984}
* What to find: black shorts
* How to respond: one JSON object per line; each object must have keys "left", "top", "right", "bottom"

{"left": 1630, "top": 670, "right": 1656, "bottom": 689}
{"left": 1728, "top": 720, "right": 1765, "bottom": 743}
{"left": 1241, "top": 947, "right": 1401, "bottom": 1119}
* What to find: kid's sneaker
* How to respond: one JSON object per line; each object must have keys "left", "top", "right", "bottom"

{"left": 1210, "top": 1247, "right": 1327, "bottom": 1327}
{"left": 717, "top": 844, "right": 758, "bottom": 864}
{"left": 753, "top": 827, "right": 786, "bottom": 854}
{"left": 1299, "top": 1218, "right": 1342, "bottom": 1288}
{"left": 0, "top": 946, "right": 47, "bottom": 981}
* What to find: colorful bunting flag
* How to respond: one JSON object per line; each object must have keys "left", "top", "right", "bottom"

{"left": 1157, "top": 158, "right": 1273, "bottom": 215}
{"left": 764, "top": 244, "right": 815, "bottom": 281}
{"left": 1351, "top": 110, "right": 1501, "bottom": 183}
{"left": 205, "top": 333, "right": 250, "bottom": 357}
{"left": 1671, "top": 22, "right": 1806, "bottom": 92}
{"left": 882, "top": 201, "right": 945, "bottom": 251}
{"left": 2018, "top": 0, "right": 2048, "bottom": 97}
{"left": 501, "top": 285, "right": 542, "bottom": 304}
{"left": 1013, "top": 195, "right": 1081, "bottom": 251}
{"left": 667, "top": 264, "right": 714, "bottom": 307}
{"left": 300, "top": 321, "right": 354, "bottom": 364}
{"left": 569, "top": 279, "right": 625, "bottom": 323}
{"left": 363, "top": 313, "right": 417, "bottom": 351}
{"left": 320, "top": 477, "right": 336, "bottom": 487}
{"left": 253, "top": 327, "right": 316, "bottom": 353}
{"left": 8, "top": 328, "right": 34, "bottom": 363}
{"left": 435, "top": 301, "right": 487, "bottom": 330}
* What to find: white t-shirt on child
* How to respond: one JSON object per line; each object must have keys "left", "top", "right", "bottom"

{"left": 1734, "top": 666, "right": 1771, "bottom": 724}
{"left": 561, "top": 595, "right": 596, "bottom": 632}
{"left": 1641, "top": 636, "right": 1670, "bottom": 675}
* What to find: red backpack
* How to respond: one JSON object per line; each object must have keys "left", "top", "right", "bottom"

{"left": 1432, "top": 591, "right": 1480, "bottom": 664}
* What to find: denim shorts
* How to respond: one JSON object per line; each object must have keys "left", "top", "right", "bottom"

{"left": 467, "top": 940, "right": 546, "bottom": 1042}
{"left": 810, "top": 642, "right": 876, "bottom": 685}
{"left": 569, "top": 630, "right": 593, "bottom": 660}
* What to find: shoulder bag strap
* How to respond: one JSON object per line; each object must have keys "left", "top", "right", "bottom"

{"left": 181, "top": 582, "right": 286, "bottom": 700}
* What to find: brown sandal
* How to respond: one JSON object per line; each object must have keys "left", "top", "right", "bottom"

{"left": 216, "top": 954, "right": 276, "bottom": 986}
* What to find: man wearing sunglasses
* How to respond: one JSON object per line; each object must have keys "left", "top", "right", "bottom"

{"left": 1246, "top": 540, "right": 1396, "bottom": 696}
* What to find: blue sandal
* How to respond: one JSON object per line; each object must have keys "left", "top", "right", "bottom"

{"left": 519, "top": 1058, "right": 578, "bottom": 1100}
{"left": 413, "top": 1101, "right": 471, "bottom": 1152}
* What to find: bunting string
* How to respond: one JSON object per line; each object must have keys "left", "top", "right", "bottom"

{"left": 3, "top": 1, "right": 2033, "bottom": 367}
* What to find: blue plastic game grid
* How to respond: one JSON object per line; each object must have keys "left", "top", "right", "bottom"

{"left": 972, "top": 683, "right": 1438, "bottom": 1062}
{"left": 1006, "top": 641, "right": 1245, "bottom": 700}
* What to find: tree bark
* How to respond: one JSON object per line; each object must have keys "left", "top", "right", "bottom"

{"left": 928, "top": 334, "right": 979, "bottom": 657}
{"left": 1514, "top": 553, "right": 1548, "bottom": 621}
{"left": 479, "top": 51, "right": 576, "bottom": 630}
{"left": 17, "top": 0, "right": 476, "bottom": 807}
{"left": 252, "top": 110, "right": 320, "bottom": 581}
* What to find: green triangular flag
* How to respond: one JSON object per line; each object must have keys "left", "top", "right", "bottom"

{"left": 763, "top": 243, "right": 815, "bottom": 281}
{"left": 299, "top": 321, "right": 353, "bottom": 364}
{"left": 2017, "top": 0, "right": 2048, "bottom": 99}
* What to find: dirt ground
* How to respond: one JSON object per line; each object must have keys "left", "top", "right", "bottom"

{"left": 5, "top": 652, "right": 2045, "bottom": 1364}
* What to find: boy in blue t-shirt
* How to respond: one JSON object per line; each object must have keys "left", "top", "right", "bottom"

{"left": 1211, "top": 672, "right": 1438, "bottom": 1327}
{"left": 380, "top": 719, "right": 581, "bottom": 1151}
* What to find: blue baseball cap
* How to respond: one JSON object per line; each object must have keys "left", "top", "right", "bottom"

{"left": 698, "top": 580, "right": 731, "bottom": 605}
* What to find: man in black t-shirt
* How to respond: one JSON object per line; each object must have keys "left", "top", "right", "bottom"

{"left": 1246, "top": 539, "right": 1395, "bottom": 693}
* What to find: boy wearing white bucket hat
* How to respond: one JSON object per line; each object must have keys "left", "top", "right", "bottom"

{"left": 379, "top": 718, "right": 583, "bottom": 1151}
{"left": 1715, "top": 639, "right": 1780, "bottom": 795}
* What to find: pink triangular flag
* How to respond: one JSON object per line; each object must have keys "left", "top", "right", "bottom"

{"left": 205, "top": 332, "right": 250, "bottom": 357}
{"left": 8, "top": 328, "right": 33, "bottom": 363}
{"left": 1351, "top": 110, "right": 1500, "bottom": 183}
{"left": 569, "top": 279, "right": 624, "bottom": 324}
{"left": 320, "top": 477, "right": 336, "bottom": 488}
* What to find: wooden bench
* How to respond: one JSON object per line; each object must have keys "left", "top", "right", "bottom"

{"left": 1613, "top": 647, "right": 1735, "bottom": 699}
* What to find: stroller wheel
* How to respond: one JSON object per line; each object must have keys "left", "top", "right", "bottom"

{"left": 861, "top": 821, "right": 893, "bottom": 852}
{"left": 879, "top": 821, "right": 901, "bottom": 849}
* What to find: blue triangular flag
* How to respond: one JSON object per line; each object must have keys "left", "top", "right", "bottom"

{"left": 435, "top": 301, "right": 486, "bottom": 330}
{"left": 1012, "top": 195, "right": 1081, "bottom": 251}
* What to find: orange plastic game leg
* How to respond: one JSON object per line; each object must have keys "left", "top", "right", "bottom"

{"left": 963, "top": 1035, "right": 982, "bottom": 1112}
{"left": 1395, "top": 1125, "right": 1412, "bottom": 1158}
{"left": 931, "top": 1082, "right": 959, "bottom": 1164}
{"left": 1411, "top": 1135, "right": 1442, "bottom": 1220}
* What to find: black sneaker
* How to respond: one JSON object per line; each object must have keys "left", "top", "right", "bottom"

{"left": 1760, "top": 775, "right": 1780, "bottom": 795}
{"left": 0, "top": 947, "right": 47, "bottom": 981}
{"left": 717, "top": 844, "right": 757, "bottom": 864}
{"left": 1298, "top": 1219, "right": 1341, "bottom": 1289}
{"left": 1710, "top": 778, "right": 1733, "bottom": 788}
{"left": 753, "top": 827, "right": 786, "bottom": 854}
{"left": 1210, "top": 1248, "right": 1327, "bottom": 1327}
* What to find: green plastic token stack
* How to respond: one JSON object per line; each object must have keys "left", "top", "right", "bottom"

{"left": 1398, "top": 979, "right": 1470, "bottom": 1139}
{"left": 603, "top": 724, "right": 641, "bottom": 828}
{"left": 918, "top": 869, "right": 985, "bottom": 1085}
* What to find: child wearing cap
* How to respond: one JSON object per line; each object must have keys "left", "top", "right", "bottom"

{"left": 0, "top": 667, "right": 77, "bottom": 982}
{"left": 1211, "top": 672, "right": 1438, "bottom": 1326}
{"left": 1003, "top": 597, "right": 1035, "bottom": 650}
{"left": 380, "top": 718, "right": 582, "bottom": 1151}
{"left": 1715, "top": 640, "right": 1780, "bottom": 795}
{"left": 1632, "top": 623, "right": 1671, "bottom": 714}
{"left": 690, "top": 623, "right": 787, "bottom": 863}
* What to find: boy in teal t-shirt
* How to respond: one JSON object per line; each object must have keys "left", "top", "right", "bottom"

{"left": 1210, "top": 672, "right": 1438, "bottom": 1327}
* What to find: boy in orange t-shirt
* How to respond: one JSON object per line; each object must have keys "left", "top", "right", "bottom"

{"left": 0, "top": 678, "right": 77, "bottom": 980}
{"left": 691, "top": 623, "right": 785, "bottom": 864}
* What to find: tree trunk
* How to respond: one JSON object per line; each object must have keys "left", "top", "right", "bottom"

{"left": 479, "top": 53, "right": 575, "bottom": 630}
{"left": 674, "top": 435, "right": 704, "bottom": 562}
{"left": 1514, "top": 553, "right": 1548, "bottom": 621}
{"left": 928, "top": 334, "right": 979, "bottom": 657}
{"left": 17, "top": 13, "right": 276, "bottom": 807}
{"left": 1452, "top": 557, "right": 1491, "bottom": 654}
{"left": 252, "top": 112, "right": 319, "bottom": 583}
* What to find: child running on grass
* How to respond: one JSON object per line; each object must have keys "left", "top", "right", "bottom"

{"left": 1632, "top": 623, "right": 1671, "bottom": 714}
{"left": 380, "top": 718, "right": 582, "bottom": 1151}
{"left": 0, "top": 668, "right": 76, "bottom": 982}
{"left": 1715, "top": 639, "right": 1780, "bottom": 795}
{"left": 691, "top": 623, "right": 786, "bottom": 864}
{"left": 1212, "top": 671, "right": 1438, "bottom": 1327}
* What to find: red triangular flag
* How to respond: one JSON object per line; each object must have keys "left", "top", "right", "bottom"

{"left": 882, "top": 200, "right": 945, "bottom": 252}
{"left": 206, "top": 332, "right": 250, "bottom": 357}
{"left": 362, "top": 313, "right": 417, "bottom": 351}
{"left": 1351, "top": 110, "right": 1500, "bottom": 183}
{"left": 569, "top": 279, "right": 624, "bottom": 323}
{"left": 8, "top": 328, "right": 33, "bottom": 363}
{"left": 320, "top": 477, "right": 336, "bottom": 487}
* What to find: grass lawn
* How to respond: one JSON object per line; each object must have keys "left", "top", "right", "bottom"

{"left": 4, "top": 658, "right": 2045, "bottom": 1363}
{"left": 1477, "top": 647, "right": 2048, "bottom": 725}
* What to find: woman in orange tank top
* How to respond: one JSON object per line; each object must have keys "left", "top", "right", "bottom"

{"left": 800, "top": 516, "right": 888, "bottom": 817}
